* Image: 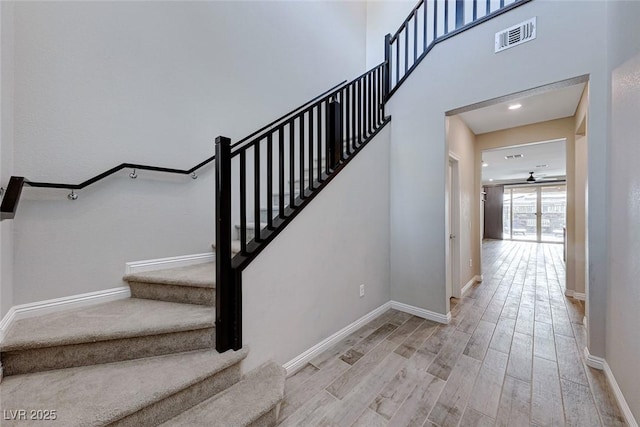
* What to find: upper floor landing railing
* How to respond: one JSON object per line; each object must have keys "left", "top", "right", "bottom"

{"left": 385, "top": 0, "right": 532, "bottom": 99}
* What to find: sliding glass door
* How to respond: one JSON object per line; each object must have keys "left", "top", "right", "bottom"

{"left": 502, "top": 184, "right": 566, "bottom": 243}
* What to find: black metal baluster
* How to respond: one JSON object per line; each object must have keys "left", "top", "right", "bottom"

{"left": 500, "top": 0, "right": 505, "bottom": 8}
{"left": 299, "top": 112, "right": 305, "bottom": 199}
{"left": 357, "top": 79, "right": 363, "bottom": 145}
{"left": 345, "top": 86, "right": 351, "bottom": 157}
{"left": 395, "top": 39, "right": 400, "bottom": 85}
{"left": 308, "top": 107, "right": 314, "bottom": 191}
{"left": 267, "top": 133, "right": 273, "bottom": 229}
{"left": 239, "top": 150, "right": 247, "bottom": 253}
{"left": 384, "top": 34, "right": 391, "bottom": 99}
{"left": 289, "top": 120, "right": 295, "bottom": 208}
{"left": 376, "top": 67, "right": 381, "bottom": 125}
{"left": 253, "top": 142, "right": 261, "bottom": 243}
{"left": 278, "top": 126, "right": 285, "bottom": 219}
{"left": 423, "top": 0, "right": 428, "bottom": 50}
{"left": 456, "top": 0, "right": 464, "bottom": 28}
{"left": 486, "top": 0, "right": 490, "bottom": 15}
{"left": 404, "top": 28, "right": 408, "bottom": 73}
{"left": 413, "top": 9, "right": 418, "bottom": 62}
{"left": 368, "top": 72, "right": 373, "bottom": 134}
{"left": 445, "top": 0, "right": 449, "bottom": 34}
{"left": 351, "top": 83, "right": 357, "bottom": 152}
{"left": 473, "top": 0, "right": 478, "bottom": 20}
{"left": 317, "top": 104, "right": 322, "bottom": 182}
{"left": 434, "top": 0, "right": 438, "bottom": 39}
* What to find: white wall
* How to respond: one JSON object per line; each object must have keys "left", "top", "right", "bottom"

{"left": 5, "top": 1, "right": 366, "bottom": 306}
{"left": 0, "top": 2, "right": 14, "bottom": 319}
{"left": 386, "top": 0, "right": 610, "bottom": 359}
{"left": 606, "top": 0, "right": 640, "bottom": 421}
{"left": 242, "top": 125, "right": 391, "bottom": 372}
{"left": 365, "top": 0, "right": 416, "bottom": 68}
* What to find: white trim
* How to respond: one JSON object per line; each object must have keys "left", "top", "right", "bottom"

{"left": 390, "top": 300, "right": 451, "bottom": 324}
{"left": 460, "top": 275, "right": 483, "bottom": 297}
{"left": 0, "top": 287, "right": 130, "bottom": 343}
{"left": 565, "top": 288, "right": 574, "bottom": 298}
{"left": 583, "top": 346, "right": 605, "bottom": 370}
{"left": 603, "top": 359, "right": 639, "bottom": 427}
{"left": 125, "top": 252, "right": 214, "bottom": 275}
{"left": 282, "top": 302, "right": 391, "bottom": 375}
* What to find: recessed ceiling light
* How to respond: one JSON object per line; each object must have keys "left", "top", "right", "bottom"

{"left": 489, "top": 178, "right": 494, "bottom": 182}
{"left": 482, "top": 161, "right": 489, "bottom": 167}
{"left": 508, "top": 103, "right": 522, "bottom": 110}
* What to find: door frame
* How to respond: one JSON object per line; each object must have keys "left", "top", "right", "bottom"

{"left": 447, "top": 153, "right": 462, "bottom": 300}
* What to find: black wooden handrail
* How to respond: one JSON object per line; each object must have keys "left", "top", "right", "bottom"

{"left": 230, "top": 80, "right": 347, "bottom": 151}
{"left": 231, "top": 65, "right": 385, "bottom": 158}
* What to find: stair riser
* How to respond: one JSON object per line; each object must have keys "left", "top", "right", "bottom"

{"left": 111, "top": 363, "right": 241, "bottom": 427}
{"left": 248, "top": 406, "right": 279, "bottom": 427}
{"left": 129, "top": 282, "right": 214, "bottom": 306}
{"left": 1, "top": 328, "right": 214, "bottom": 376}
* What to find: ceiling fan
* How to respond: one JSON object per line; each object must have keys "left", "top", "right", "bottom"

{"left": 523, "top": 171, "right": 564, "bottom": 184}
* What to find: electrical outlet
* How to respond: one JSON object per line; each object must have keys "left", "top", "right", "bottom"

{"left": 469, "top": 259, "right": 473, "bottom": 267}
{"left": 359, "top": 284, "right": 365, "bottom": 297}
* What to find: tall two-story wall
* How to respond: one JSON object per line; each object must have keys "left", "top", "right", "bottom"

{"left": 386, "top": 0, "right": 610, "bottom": 356}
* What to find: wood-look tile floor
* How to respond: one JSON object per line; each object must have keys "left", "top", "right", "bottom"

{"left": 277, "top": 240, "right": 626, "bottom": 427}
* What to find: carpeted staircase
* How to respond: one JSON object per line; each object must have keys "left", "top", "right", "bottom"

{"left": 0, "top": 262, "right": 285, "bottom": 426}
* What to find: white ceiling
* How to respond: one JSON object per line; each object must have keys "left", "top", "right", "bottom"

{"left": 458, "top": 83, "right": 586, "bottom": 134}
{"left": 481, "top": 139, "right": 566, "bottom": 185}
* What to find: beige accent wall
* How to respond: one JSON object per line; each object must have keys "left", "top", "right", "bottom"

{"left": 474, "top": 118, "right": 577, "bottom": 293}
{"left": 446, "top": 116, "right": 481, "bottom": 297}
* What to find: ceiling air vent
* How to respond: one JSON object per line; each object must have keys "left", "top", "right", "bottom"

{"left": 505, "top": 154, "right": 524, "bottom": 160}
{"left": 495, "top": 17, "right": 536, "bottom": 53}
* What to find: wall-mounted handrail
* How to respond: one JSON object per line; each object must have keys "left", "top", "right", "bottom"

{"left": 385, "top": 0, "right": 532, "bottom": 99}
{"left": 0, "top": 81, "right": 349, "bottom": 220}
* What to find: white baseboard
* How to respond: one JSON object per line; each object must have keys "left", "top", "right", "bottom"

{"left": 603, "top": 358, "right": 639, "bottom": 427}
{"left": 0, "top": 286, "right": 130, "bottom": 343}
{"left": 390, "top": 300, "right": 450, "bottom": 324}
{"left": 460, "top": 275, "right": 483, "bottom": 297}
{"left": 583, "top": 346, "right": 605, "bottom": 370}
{"left": 282, "top": 302, "right": 391, "bottom": 375}
{"left": 584, "top": 347, "right": 639, "bottom": 426}
{"left": 125, "top": 252, "right": 214, "bottom": 275}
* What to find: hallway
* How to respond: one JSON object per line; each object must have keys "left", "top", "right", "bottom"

{"left": 277, "top": 240, "right": 625, "bottom": 426}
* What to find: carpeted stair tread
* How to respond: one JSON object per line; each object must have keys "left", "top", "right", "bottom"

{"left": 159, "top": 361, "right": 285, "bottom": 427}
{"left": 124, "top": 262, "right": 215, "bottom": 288}
{"left": 0, "top": 348, "right": 248, "bottom": 427}
{"left": 1, "top": 299, "right": 214, "bottom": 351}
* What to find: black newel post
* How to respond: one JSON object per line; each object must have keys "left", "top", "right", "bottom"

{"left": 215, "top": 136, "right": 241, "bottom": 352}
{"left": 327, "top": 99, "right": 342, "bottom": 171}
{"left": 383, "top": 33, "right": 391, "bottom": 101}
